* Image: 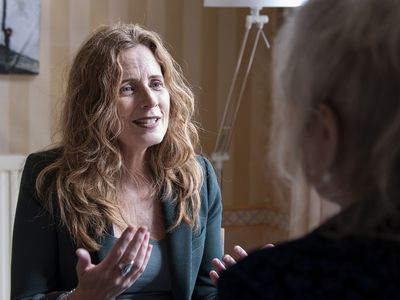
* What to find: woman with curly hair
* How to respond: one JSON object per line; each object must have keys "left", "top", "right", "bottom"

{"left": 11, "top": 23, "right": 222, "bottom": 300}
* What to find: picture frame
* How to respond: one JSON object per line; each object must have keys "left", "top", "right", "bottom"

{"left": 0, "top": 0, "right": 40, "bottom": 74}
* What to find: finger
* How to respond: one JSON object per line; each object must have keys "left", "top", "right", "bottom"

{"left": 222, "top": 254, "right": 236, "bottom": 267}
{"left": 133, "top": 231, "right": 150, "bottom": 269}
{"left": 262, "top": 243, "right": 275, "bottom": 249}
{"left": 116, "top": 226, "right": 147, "bottom": 265}
{"left": 142, "top": 244, "right": 153, "bottom": 268}
{"left": 138, "top": 243, "right": 153, "bottom": 275}
{"left": 233, "top": 245, "right": 248, "bottom": 261}
{"left": 209, "top": 270, "right": 220, "bottom": 286}
{"left": 104, "top": 226, "right": 135, "bottom": 266}
{"left": 211, "top": 258, "right": 226, "bottom": 273}
{"left": 75, "top": 248, "right": 92, "bottom": 277}
{"left": 123, "top": 230, "right": 149, "bottom": 277}
{"left": 127, "top": 239, "right": 152, "bottom": 282}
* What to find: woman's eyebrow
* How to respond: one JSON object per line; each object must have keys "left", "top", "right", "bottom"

{"left": 121, "top": 74, "right": 164, "bottom": 83}
{"left": 120, "top": 76, "right": 139, "bottom": 83}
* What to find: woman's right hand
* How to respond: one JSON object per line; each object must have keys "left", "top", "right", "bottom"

{"left": 70, "top": 226, "right": 153, "bottom": 300}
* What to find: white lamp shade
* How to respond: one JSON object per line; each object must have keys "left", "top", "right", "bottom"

{"left": 204, "top": 0, "right": 307, "bottom": 7}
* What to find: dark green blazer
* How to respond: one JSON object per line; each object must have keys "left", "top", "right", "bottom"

{"left": 11, "top": 150, "right": 223, "bottom": 300}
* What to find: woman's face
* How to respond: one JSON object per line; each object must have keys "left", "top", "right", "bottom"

{"left": 116, "top": 44, "right": 170, "bottom": 154}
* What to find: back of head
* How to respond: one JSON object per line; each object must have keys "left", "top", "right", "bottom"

{"left": 271, "top": 0, "right": 400, "bottom": 230}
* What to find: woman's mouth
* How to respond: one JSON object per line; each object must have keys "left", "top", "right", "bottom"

{"left": 132, "top": 117, "right": 161, "bottom": 128}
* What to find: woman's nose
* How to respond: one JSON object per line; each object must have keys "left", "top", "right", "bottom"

{"left": 140, "top": 88, "right": 158, "bottom": 108}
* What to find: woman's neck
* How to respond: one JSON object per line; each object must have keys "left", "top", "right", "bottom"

{"left": 121, "top": 146, "right": 148, "bottom": 171}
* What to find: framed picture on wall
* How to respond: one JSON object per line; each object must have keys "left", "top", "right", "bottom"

{"left": 0, "top": 0, "right": 40, "bottom": 74}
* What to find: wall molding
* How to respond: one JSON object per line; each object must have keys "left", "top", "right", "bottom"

{"left": 222, "top": 207, "right": 289, "bottom": 231}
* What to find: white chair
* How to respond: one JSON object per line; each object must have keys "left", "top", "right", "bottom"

{"left": 0, "top": 154, "right": 26, "bottom": 300}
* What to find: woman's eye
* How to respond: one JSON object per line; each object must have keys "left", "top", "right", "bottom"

{"left": 150, "top": 80, "right": 164, "bottom": 90}
{"left": 119, "top": 84, "right": 136, "bottom": 96}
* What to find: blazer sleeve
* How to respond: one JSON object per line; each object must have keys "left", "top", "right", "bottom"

{"left": 11, "top": 153, "right": 63, "bottom": 300}
{"left": 192, "top": 156, "right": 223, "bottom": 300}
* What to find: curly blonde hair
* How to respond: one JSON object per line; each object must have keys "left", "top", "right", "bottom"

{"left": 37, "top": 24, "right": 202, "bottom": 251}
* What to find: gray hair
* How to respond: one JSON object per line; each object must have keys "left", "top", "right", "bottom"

{"left": 271, "top": 0, "right": 400, "bottom": 233}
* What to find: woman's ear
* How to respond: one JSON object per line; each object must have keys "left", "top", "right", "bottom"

{"left": 302, "top": 103, "right": 338, "bottom": 187}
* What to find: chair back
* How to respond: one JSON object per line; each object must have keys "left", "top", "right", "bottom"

{"left": 0, "top": 154, "right": 26, "bottom": 300}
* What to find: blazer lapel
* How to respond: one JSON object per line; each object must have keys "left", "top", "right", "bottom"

{"left": 163, "top": 199, "right": 192, "bottom": 300}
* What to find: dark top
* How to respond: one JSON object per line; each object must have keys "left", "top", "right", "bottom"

{"left": 218, "top": 229, "right": 400, "bottom": 300}
{"left": 11, "top": 150, "right": 223, "bottom": 300}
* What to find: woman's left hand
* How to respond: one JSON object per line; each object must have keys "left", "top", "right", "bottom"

{"left": 209, "top": 245, "right": 248, "bottom": 285}
{"left": 210, "top": 243, "right": 274, "bottom": 285}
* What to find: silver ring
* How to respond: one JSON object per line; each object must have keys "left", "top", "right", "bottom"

{"left": 119, "top": 260, "right": 134, "bottom": 277}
